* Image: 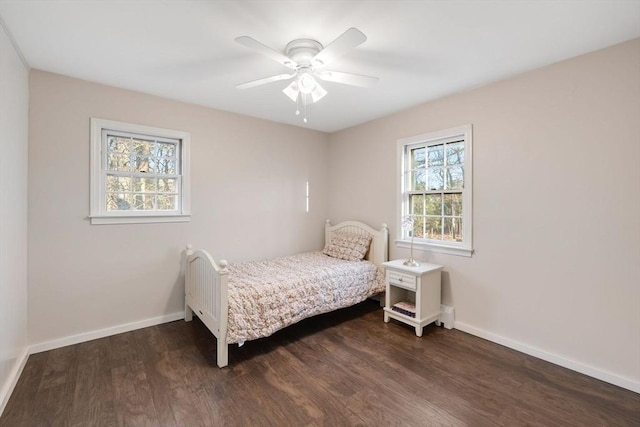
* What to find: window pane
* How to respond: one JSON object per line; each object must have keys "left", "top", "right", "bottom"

{"left": 410, "top": 195, "right": 424, "bottom": 215}
{"left": 412, "top": 216, "right": 425, "bottom": 238}
{"left": 134, "top": 156, "right": 148, "bottom": 173}
{"left": 155, "top": 142, "right": 176, "bottom": 158}
{"left": 106, "top": 176, "right": 131, "bottom": 192}
{"left": 132, "top": 194, "right": 155, "bottom": 210}
{"left": 425, "top": 194, "right": 442, "bottom": 215}
{"left": 446, "top": 141, "right": 464, "bottom": 165}
{"left": 427, "top": 144, "right": 444, "bottom": 166}
{"left": 108, "top": 136, "right": 130, "bottom": 155}
{"left": 411, "top": 169, "right": 426, "bottom": 191}
{"left": 157, "top": 178, "right": 176, "bottom": 192}
{"left": 107, "top": 154, "right": 131, "bottom": 171}
{"left": 427, "top": 167, "right": 444, "bottom": 190}
{"left": 133, "top": 139, "right": 154, "bottom": 156}
{"left": 155, "top": 158, "right": 176, "bottom": 175}
{"left": 446, "top": 166, "right": 464, "bottom": 190}
{"left": 133, "top": 178, "right": 157, "bottom": 192}
{"left": 444, "top": 217, "right": 463, "bottom": 242}
{"left": 157, "top": 194, "right": 177, "bottom": 210}
{"left": 106, "top": 193, "right": 131, "bottom": 211}
{"left": 444, "top": 193, "right": 463, "bottom": 217}
{"left": 410, "top": 147, "right": 425, "bottom": 169}
{"left": 425, "top": 217, "right": 442, "bottom": 240}
{"left": 150, "top": 158, "right": 160, "bottom": 174}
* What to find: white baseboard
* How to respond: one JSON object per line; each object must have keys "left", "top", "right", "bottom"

{"left": 29, "top": 311, "right": 184, "bottom": 354}
{"left": 454, "top": 321, "right": 640, "bottom": 394}
{"left": 0, "top": 347, "right": 29, "bottom": 417}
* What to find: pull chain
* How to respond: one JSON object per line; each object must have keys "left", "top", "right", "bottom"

{"left": 303, "top": 94, "right": 308, "bottom": 123}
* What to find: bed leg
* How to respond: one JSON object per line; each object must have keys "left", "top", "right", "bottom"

{"left": 185, "top": 303, "right": 193, "bottom": 322}
{"left": 217, "top": 339, "right": 229, "bottom": 368}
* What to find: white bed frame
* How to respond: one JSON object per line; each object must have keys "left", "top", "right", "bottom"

{"left": 184, "top": 220, "right": 388, "bottom": 368}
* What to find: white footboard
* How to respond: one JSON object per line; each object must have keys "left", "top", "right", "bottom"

{"left": 184, "top": 245, "right": 229, "bottom": 367}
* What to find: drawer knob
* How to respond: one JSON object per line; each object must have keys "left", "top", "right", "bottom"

{"left": 398, "top": 277, "right": 403, "bottom": 282}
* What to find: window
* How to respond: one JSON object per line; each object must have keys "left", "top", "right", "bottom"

{"left": 397, "top": 125, "right": 472, "bottom": 256}
{"left": 90, "top": 118, "right": 190, "bottom": 224}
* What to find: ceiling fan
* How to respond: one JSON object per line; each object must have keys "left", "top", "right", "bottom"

{"left": 235, "top": 28, "right": 378, "bottom": 122}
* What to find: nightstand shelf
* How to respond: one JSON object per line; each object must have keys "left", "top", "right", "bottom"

{"left": 382, "top": 259, "right": 444, "bottom": 337}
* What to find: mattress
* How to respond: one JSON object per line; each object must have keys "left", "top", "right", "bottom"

{"left": 226, "top": 251, "right": 384, "bottom": 344}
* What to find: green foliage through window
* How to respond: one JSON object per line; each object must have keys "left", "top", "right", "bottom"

{"left": 405, "top": 139, "right": 465, "bottom": 242}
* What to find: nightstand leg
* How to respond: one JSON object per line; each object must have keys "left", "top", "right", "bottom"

{"left": 415, "top": 326, "right": 423, "bottom": 337}
{"left": 384, "top": 312, "right": 390, "bottom": 323}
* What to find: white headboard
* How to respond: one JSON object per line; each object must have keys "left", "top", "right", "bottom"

{"left": 325, "top": 220, "right": 389, "bottom": 269}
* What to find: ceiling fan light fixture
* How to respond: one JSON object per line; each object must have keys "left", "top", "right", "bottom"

{"left": 298, "top": 72, "right": 316, "bottom": 94}
{"left": 282, "top": 80, "right": 299, "bottom": 102}
{"left": 310, "top": 82, "right": 327, "bottom": 103}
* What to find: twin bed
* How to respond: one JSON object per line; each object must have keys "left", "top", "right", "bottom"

{"left": 184, "top": 220, "right": 388, "bottom": 367}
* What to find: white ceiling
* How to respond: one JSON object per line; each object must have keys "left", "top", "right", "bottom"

{"left": 1, "top": 1, "right": 638, "bottom": 133}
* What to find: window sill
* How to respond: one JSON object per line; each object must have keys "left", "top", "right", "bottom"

{"left": 395, "top": 239, "right": 473, "bottom": 257}
{"left": 90, "top": 214, "right": 191, "bottom": 225}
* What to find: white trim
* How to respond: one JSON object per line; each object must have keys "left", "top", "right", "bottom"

{"left": 29, "top": 311, "right": 184, "bottom": 354}
{"left": 90, "top": 214, "right": 191, "bottom": 225}
{"left": 396, "top": 124, "right": 473, "bottom": 255}
{"left": 395, "top": 239, "right": 473, "bottom": 257}
{"left": 90, "top": 118, "right": 191, "bottom": 224}
{"left": 398, "top": 125, "right": 471, "bottom": 146}
{"left": 0, "top": 347, "right": 29, "bottom": 417}
{"left": 454, "top": 321, "right": 640, "bottom": 393}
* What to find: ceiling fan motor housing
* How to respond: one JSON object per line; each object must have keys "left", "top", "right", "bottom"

{"left": 285, "top": 39, "right": 324, "bottom": 67}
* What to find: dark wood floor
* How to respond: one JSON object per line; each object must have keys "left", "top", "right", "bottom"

{"left": 1, "top": 301, "right": 638, "bottom": 426}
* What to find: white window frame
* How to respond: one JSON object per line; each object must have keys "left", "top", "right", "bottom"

{"left": 90, "top": 118, "right": 191, "bottom": 225}
{"left": 396, "top": 124, "right": 473, "bottom": 257}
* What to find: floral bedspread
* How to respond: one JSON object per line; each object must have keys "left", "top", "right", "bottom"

{"left": 226, "top": 252, "right": 384, "bottom": 344}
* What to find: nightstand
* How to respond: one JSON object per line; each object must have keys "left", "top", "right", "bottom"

{"left": 382, "top": 259, "right": 444, "bottom": 337}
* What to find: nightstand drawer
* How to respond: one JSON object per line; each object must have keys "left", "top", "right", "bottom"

{"left": 386, "top": 270, "right": 417, "bottom": 291}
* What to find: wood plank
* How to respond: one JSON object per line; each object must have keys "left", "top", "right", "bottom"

{"left": 1, "top": 301, "right": 638, "bottom": 426}
{"left": 31, "top": 346, "right": 79, "bottom": 426}
{"left": 0, "top": 352, "right": 48, "bottom": 426}
{"left": 69, "top": 339, "right": 116, "bottom": 427}
{"left": 112, "top": 361, "right": 161, "bottom": 426}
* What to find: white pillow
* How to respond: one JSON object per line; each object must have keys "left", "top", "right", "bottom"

{"left": 323, "top": 232, "right": 372, "bottom": 261}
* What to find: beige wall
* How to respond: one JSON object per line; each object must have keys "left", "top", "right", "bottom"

{"left": 28, "top": 71, "right": 329, "bottom": 346}
{"left": 328, "top": 39, "right": 640, "bottom": 389}
{"left": 0, "top": 23, "right": 29, "bottom": 411}
{"left": 23, "top": 38, "right": 640, "bottom": 392}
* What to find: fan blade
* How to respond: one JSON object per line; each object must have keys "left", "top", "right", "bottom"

{"left": 235, "top": 36, "right": 297, "bottom": 69}
{"left": 236, "top": 73, "right": 295, "bottom": 89}
{"left": 315, "top": 70, "right": 378, "bottom": 88}
{"left": 312, "top": 28, "right": 367, "bottom": 66}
